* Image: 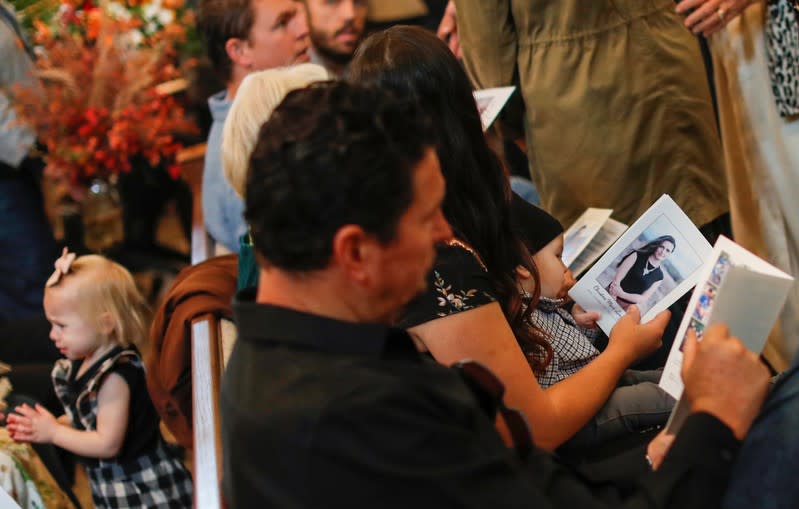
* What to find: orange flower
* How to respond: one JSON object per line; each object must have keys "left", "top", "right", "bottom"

{"left": 85, "top": 8, "right": 103, "bottom": 39}
{"left": 12, "top": 4, "right": 197, "bottom": 189}
{"left": 33, "top": 19, "right": 52, "bottom": 43}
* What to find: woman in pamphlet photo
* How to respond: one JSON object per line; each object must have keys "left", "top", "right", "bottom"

{"left": 607, "top": 235, "right": 676, "bottom": 312}
{"left": 608, "top": 235, "right": 677, "bottom": 312}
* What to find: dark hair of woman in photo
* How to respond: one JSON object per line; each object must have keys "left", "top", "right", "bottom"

{"left": 348, "top": 25, "right": 552, "bottom": 373}
{"left": 620, "top": 236, "right": 677, "bottom": 266}
{"left": 348, "top": 25, "right": 669, "bottom": 451}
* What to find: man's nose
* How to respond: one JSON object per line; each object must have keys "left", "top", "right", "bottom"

{"left": 340, "top": 0, "right": 355, "bottom": 20}
{"left": 293, "top": 7, "right": 309, "bottom": 38}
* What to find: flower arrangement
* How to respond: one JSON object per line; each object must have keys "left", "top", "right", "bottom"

{"left": 10, "top": 0, "right": 197, "bottom": 189}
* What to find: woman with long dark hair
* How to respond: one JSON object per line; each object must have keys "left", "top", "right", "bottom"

{"left": 609, "top": 235, "right": 676, "bottom": 312}
{"left": 348, "top": 26, "right": 670, "bottom": 450}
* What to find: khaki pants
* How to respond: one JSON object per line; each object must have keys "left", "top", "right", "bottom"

{"left": 454, "top": 0, "right": 728, "bottom": 228}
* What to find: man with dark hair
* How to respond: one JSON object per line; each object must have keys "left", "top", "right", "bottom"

{"left": 304, "top": 0, "right": 367, "bottom": 76}
{"left": 197, "top": 0, "right": 310, "bottom": 253}
{"left": 221, "top": 80, "right": 771, "bottom": 508}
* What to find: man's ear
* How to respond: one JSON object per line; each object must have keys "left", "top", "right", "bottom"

{"left": 331, "top": 225, "right": 374, "bottom": 285}
{"left": 225, "top": 37, "right": 252, "bottom": 69}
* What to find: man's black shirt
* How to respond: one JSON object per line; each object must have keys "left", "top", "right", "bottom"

{"left": 221, "top": 289, "right": 740, "bottom": 508}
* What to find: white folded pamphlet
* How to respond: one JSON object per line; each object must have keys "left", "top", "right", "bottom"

{"left": 562, "top": 208, "right": 627, "bottom": 277}
{"left": 568, "top": 195, "right": 712, "bottom": 335}
{"left": 659, "top": 235, "right": 793, "bottom": 434}
{"left": 0, "top": 486, "right": 22, "bottom": 509}
{"left": 473, "top": 86, "right": 516, "bottom": 132}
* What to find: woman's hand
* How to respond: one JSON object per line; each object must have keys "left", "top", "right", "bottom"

{"left": 6, "top": 403, "right": 60, "bottom": 444}
{"left": 572, "top": 303, "right": 600, "bottom": 329}
{"left": 646, "top": 429, "right": 676, "bottom": 471}
{"left": 606, "top": 305, "right": 669, "bottom": 366}
{"left": 675, "top": 0, "right": 757, "bottom": 36}
{"left": 608, "top": 281, "right": 645, "bottom": 304}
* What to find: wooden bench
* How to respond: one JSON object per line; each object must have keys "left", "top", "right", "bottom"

{"left": 175, "top": 143, "right": 216, "bottom": 265}
{"left": 191, "top": 314, "right": 225, "bottom": 509}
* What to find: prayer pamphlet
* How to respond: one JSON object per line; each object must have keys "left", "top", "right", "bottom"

{"left": 562, "top": 208, "right": 627, "bottom": 277}
{"left": 569, "top": 195, "right": 712, "bottom": 335}
{"left": 473, "top": 86, "right": 516, "bottom": 132}
{"left": 661, "top": 236, "right": 793, "bottom": 434}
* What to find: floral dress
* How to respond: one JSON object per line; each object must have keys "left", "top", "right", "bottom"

{"left": 398, "top": 242, "right": 497, "bottom": 329}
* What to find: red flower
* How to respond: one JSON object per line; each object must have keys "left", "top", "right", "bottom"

{"left": 12, "top": 6, "right": 197, "bottom": 191}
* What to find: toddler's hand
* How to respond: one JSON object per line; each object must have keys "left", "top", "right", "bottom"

{"left": 6, "top": 403, "right": 59, "bottom": 444}
{"left": 572, "top": 303, "right": 600, "bottom": 329}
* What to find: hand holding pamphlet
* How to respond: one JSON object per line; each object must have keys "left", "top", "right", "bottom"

{"left": 658, "top": 236, "right": 793, "bottom": 434}
{"left": 568, "top": 195, "right": 713, "bottom": 335}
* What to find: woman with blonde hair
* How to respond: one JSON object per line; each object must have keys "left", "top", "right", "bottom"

{"left": 221, "top": 63, "right": 328, "bottom": 287}
{"left": 222, "top": 63, "right": 329, "bottom": 198}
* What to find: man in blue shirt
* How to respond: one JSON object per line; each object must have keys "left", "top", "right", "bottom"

{"left": 197, "top": 0, "right": 310, "bottom": 252}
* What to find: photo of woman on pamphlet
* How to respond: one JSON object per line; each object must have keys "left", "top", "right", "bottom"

{"left": 607, "top": 235, "right": 676, "bottom": 311}
{"left": 595, "top": 215, "right": 703, "bottom": 317}
{"left": 569, "top": 195, "right": 713, "bottom": 335}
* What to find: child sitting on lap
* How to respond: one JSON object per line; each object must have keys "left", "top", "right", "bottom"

{"left": 511, "top": 196, "right": 674, "bottom": 450}
{"left": 8, "top": 249, "right": 192, "bottom": 508}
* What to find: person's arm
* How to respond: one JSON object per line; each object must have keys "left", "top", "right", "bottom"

{"left": 531, "top": 412, "right": 740, "bottom": 509}
{"left": 539, "top": 323, "right": 770, "bottom": 508}
{"left": 675, "top": 0, "right": 760, "bottom": 36}
{"left": 608, "top": 253, "right": 636, "bottom": 296}
{"left": 615, "top": 279, "right": 663, "bottom": 305}
{"left": 8, "top": 373, "right": 130, "bottom": 458}
{"left": 311, "top": 366, "right": 745, "bottom": 509}
{"left": 647, "top": 323, "right": 771, "bottom": 471}
{"left": 410, "top": 302, "right": 668, "bottom": 450}
{"left": 637, "top": 279, "right": 663, "bottom": 303}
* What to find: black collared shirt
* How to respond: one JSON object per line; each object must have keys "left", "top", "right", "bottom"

{"left": 222, "top": 289, "right": 740, "bottom": 508}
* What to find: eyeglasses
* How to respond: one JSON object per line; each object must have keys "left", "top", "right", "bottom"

{"left": 452, "top": 360, "right": 533, "bottom": 459}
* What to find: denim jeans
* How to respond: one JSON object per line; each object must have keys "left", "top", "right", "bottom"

{"left": 723, "top": 353, "right": 799, "bottom": 509}
{"left": 561, "top": 369, "right": 674, "bottom": 451}
{"left": 0, "top": 166, "right": 57, "bottom": 320}
{"left": 510, "top": 176, "right": 540, "bottom": 207}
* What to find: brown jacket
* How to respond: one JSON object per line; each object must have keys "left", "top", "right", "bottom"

{"left": 146, "top": 255, "right": 238, "bottom": 448}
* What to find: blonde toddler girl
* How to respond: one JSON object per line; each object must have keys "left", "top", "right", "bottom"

{"left": 7, "top": 249, "right": 192, "bottom": 508}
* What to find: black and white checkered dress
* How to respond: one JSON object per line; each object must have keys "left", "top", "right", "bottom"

{"left": 52, "top": 347, "right": 193, "bottom": 508}
{"left": 526, "top": 297, "right": 600, "bottom": 388}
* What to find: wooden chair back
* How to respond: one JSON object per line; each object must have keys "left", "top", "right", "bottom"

{"left": 190, "top": 313, "right": 224, "bottom": 509}
{"left": 175, "top": 143, "right": 216, "bottom": 264}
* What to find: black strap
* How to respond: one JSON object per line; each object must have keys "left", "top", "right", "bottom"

{"left": 0, "top": 3, "right": 36, "bottom": 61}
